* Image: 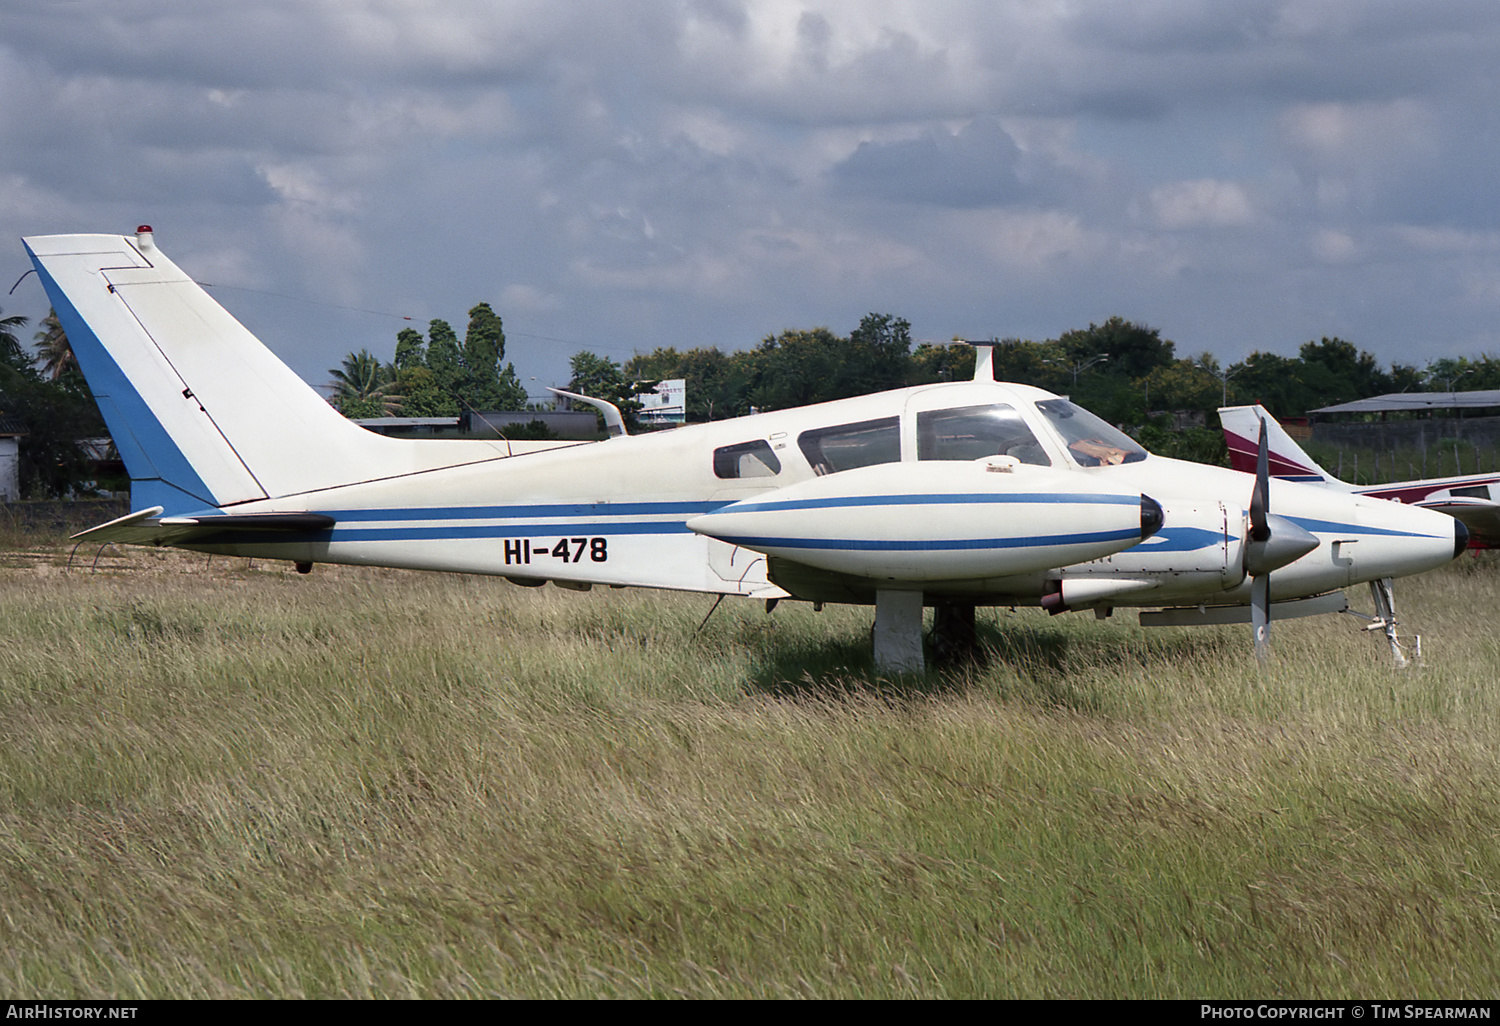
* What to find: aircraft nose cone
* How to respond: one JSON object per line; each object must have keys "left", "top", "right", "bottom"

{"left": 1455, "top": 517, "right": 1471, "bottom": 559}
{"left": 1140, "top": 494, "right": 1164, "bottom": 540}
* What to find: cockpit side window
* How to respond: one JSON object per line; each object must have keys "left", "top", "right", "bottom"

{"left": 797, "top": 417, "right": 900, "bottom": 476}
{"left": 1035, "top": 398, "right": 1148, "bottom": 466}
{"left": 917, "top": 404, "right": 1051, "bottom": 466}
{"left": 713, "top": 439, "right": 782, "bottom": 479}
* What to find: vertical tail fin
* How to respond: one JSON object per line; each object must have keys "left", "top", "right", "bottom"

{"left": 23, "top": 229, "right": 429, "bottom": 514}
{"left": 1219, "top": 404, "right": 1349, "bottom": 489}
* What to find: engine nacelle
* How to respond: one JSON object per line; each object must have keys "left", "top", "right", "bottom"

{"left": 686, "top": 460, "right": 1161, "bottom": 583}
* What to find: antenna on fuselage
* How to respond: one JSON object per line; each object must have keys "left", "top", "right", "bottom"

{"left": 548, "top": 387, "right": 628, "bottom": 438}
{"left": 952, "top": 339, "right": 995, "bottom": 382}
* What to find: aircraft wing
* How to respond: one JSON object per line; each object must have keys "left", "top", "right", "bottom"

{"left": 73, "top": 507, "right": 336, "bottom": 547}
{"left": 1413, "top": 497, "right": 1500, "bottom": 548}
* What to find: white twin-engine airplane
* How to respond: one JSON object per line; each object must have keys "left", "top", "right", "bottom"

{"left": 23, "top": 228, "right": 1467, "bottom": 672}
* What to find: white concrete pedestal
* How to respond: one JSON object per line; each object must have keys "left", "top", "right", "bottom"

{"left": 873, "top": 589, "right": 925, "bottom": 674}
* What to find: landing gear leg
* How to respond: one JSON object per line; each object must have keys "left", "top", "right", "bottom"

{"left": 1366, "top": 577, "right": 1415, "bottom": 669}
{"left": 873, "top": 589, "right": 925, "bottom": 675}
{"left": 931, "top": 603, "right": 981, "bottom": 667}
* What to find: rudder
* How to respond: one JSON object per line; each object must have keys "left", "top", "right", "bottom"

{"left": 24, "top": 229, "right": 412, "bottom": 515}
{"left": 1219, "top": 404, "right": 1347, "bottom": 488}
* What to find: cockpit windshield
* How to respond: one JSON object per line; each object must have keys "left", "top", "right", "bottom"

{"left": 1034, "top": 398, "right": 1148, "bottom": 467}
{"left": 917, "top": 404, "right": 1051, "bottom": 466}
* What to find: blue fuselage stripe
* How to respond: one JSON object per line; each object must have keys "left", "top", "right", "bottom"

{"left": 724, "top": 492, "right": 1138, "bottom": 514}
{"left": 332, "top": 521, "right": 693, "bottom": 541}
{"left": 318, "top": 501, "right": 729, "bottom": 521}
{"left": 1286, "top": 516, "right": 1439, "bottom": 540}
{"left": 708, "top": 527, "right": 1143, "bottom": 553}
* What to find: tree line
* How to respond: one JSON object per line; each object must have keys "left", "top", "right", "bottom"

{"left": 569, "top": 314, "right": 1470, "bottom": 422}
{"left": 0, "top": 307, "right": 110, "bottom": 498}
{"left": 328, "top": 302, "right": 528, "bottom": 418}
{"left": 552, "top": 315, "right": 1496, "bottom": 463}
{"left": 6, "top": 291, "right": 1498, "bottom": 498}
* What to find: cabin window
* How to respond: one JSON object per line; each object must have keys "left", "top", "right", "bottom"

{"left": 1035, "top": 398, "right": 1148, "bottom": 466}
{"left": 917, "top": 404, "right": 1051, "bottom": 466}
{"left": 713, "top": 439, "right": 782, "bottom": 479}
{"left": 1452, "top": 485, "right": 1491, "bottom": 500}
{"left": 797, "top": 417, "right": 900, "bottom": 476}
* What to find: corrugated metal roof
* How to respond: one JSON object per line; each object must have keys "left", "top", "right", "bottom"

{"left": 0, "top": 415, "right": 27, "bottom": 436}
{"left": 1311, "top": 390, "right": 1500, "bottom": 414}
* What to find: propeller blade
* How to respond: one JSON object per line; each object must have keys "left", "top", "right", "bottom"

{"left": 1251, "top": 573, "right": 1271, "bottom": 663}
{"left": 1249, "top": 415, "right": 1276, "bottom": 664}
{"left": 1249, "top": 416, "right": 1270, "bottom": 542}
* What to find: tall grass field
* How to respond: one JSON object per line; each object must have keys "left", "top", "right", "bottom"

{"left": 2, "top": 510, "right": 1498, "bottom": 998}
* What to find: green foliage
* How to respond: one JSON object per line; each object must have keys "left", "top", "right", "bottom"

{"left": 1057, "top": 316, "right": 1175, "bottom": 381}
{"left": 745, "top": 316, "right": 914, "bottom": 411}
{"left": 626, "top": 346, "right": 751, "bottom": 421}
{"left": 1422, "top": 355, "right": 1500, "bottom": 392}
{"left": 744, "top": 326, "right": 849, "bottom": 410}
{"left": 0, "top": 309, "right": 27, "bottom": 369}
{"left": 393, "top": 366, "right": 459, "bottom": 418}
{"left": 620, "top": 313, "right": 916, "bottom": 420}
{"left": 377, "top": 306, "right": 527, "bottom": 420}
{"left": 461, "top": 302, "right": 504, "bottom": 381}
{"left": 327, "top": 349, "right": 401, "bottom": 416}
{"left": 1133, "top": 423, "right": 1230, "bottom": 465}
{"left": 496, "top": 418, "right": 560, "bottom": 441}
{"left": 32, "top": 310, "right": 73, "bottom": 380}
{"left": 393, "top": 327, "right": 426, "bottom": 372}
{"left": 566, "top": 351, "right": 650, "bottom": 431}
{"left": 367, "top": 299, "right": 1500, "bottom": 452}
{"left": 987, "top": 339, "right": 1061, "bottom": 389}
{"left": 1142, "top": 359, "right": 1228, "bottom": 421}
{"left": 0, "top": 308, "right": 107, "bottom": 498}
{"left": 1224, "top": 338, "right": 1450, "bottom": 419}
{"left": 910, "top": 341, "right": 976, "bottom": 384}
{"left": 1226, "top": 350, "right": 1308, "bottom": 418}
{"left": 423, "top": 318, "right": 463, "bottom": 392}
{"left": 846, "top": 312, "right": 913, "bottom": 392}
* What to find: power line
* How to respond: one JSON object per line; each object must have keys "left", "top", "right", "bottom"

{"left": 197, "top": 281, "right": 415, "bottom": 321}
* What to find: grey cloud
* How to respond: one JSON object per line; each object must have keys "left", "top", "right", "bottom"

{"left": 7, "top": 0, "right": 1500, "bottom": 387}
{"left": 831, "top": 119, "right": 1026, "bottom": 208}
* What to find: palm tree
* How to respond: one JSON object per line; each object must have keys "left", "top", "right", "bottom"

{"left": 0, "top": 307, "right": 29, "bottom": 369}
{"left": 34, "top": 309, "right": 74, "bottom": 379}
{"left": 327, "top": 349, "right": 403, "bottom": 416}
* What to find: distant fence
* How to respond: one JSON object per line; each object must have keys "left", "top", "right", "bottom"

{"left": 1311, "top": 414, "right": 1500, "bottom": 451}
{"left": 1303, "top": 416, "right": 1500, "bottom": 484}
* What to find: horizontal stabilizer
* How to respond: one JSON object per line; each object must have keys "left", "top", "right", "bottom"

{"left": 158, "top": 513, "right": 337, "bottom": 531}
{"left": 73, "top": 508, "right": 335, "bottom": 547}
{"left": 70, "top": 506, "right": 166, "bottom": 545}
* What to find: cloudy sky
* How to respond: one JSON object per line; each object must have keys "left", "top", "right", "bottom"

{"left": 4, "top": 1, "right": 1500, "bottom": 395}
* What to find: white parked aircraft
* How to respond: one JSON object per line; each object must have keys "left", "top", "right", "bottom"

{"left": 22, "top": 229, "right": 1466, "bottom": 671}
{"left": 1221, "top": 403, "right": 1500, "bottom": 551}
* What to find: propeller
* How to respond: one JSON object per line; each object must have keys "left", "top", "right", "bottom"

{"left": 1242, "top": 416, "right": 1319, "bottom": 662}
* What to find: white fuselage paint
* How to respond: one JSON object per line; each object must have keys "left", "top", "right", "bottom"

{"left": 175, "top": 381, "right": 1459, "bottom": 611}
